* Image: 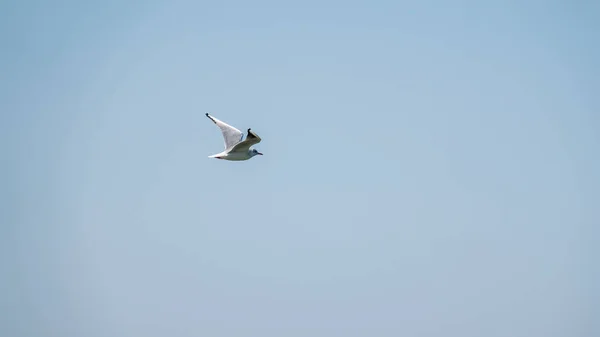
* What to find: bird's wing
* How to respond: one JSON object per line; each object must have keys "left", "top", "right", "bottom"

{"left": 229, "top": 128, "right": 261, "bottom": 153}
{"left": 205, "top": 113, "right": 243, "bottom": 150}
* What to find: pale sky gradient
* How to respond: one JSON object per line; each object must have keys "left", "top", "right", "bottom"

{"left": 2, "top": 1, "right": 599, "bottom": 336}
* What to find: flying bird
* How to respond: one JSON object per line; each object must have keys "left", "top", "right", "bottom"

{"left": 205, "top": 113, "right": 263, "bottom": 161}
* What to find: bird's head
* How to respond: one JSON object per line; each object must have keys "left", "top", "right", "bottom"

{"left": 250, "top": 148, "right": 263, "bottom": 157}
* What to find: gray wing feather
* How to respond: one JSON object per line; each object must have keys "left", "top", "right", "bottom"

{"left": 206, "top": 113, "right": 243, "bottom": 150}
{"left": 229, "top": 128, "right": 261, "bottom": 153}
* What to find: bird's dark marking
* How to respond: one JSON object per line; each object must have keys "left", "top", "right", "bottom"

{"left": 246, "top": 128, "right": 257, "bottom": 139}
{"left": 206, "top": 113, "right": 216, "bottom": 124}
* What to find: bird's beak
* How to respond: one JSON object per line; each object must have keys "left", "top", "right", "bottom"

{"left": 257, "top": 152, "right": 263, "bottom": 155}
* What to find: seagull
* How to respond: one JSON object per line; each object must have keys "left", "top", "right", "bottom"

{"left": 205, "top": 113, "right": 263, "bottom": 161}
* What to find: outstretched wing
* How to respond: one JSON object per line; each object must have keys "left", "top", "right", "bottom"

{"left": 205, "top": 113, "right": 243, "bottom": 150}
{"left": 229, "top": 128, "right": 261, "bottom": 153}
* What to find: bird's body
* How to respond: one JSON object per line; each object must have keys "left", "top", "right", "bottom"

{"left": 205, "top": 113, "right": 263, "bottom": 161}
{"left": 209, "top": 151, "right": 254, "bottom": 161}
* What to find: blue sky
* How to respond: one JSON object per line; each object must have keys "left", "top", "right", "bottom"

{"left": 2, "top": 1, "right": 599, "bottom": 336}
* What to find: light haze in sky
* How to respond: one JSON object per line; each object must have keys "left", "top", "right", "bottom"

{"left": 2, "top": 1, "right": 598, "bottom": 336}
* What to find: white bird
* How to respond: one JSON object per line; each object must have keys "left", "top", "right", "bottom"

{"left": 205, "top": 113, "right": 263, "bottom": 161}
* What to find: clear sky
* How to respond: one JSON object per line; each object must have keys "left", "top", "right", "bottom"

{"left": 2, "top": 1, "right": 598, "bottom": 336}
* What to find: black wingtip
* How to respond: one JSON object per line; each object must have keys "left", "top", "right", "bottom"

{"left": 206, "top": 113, "right": 216, "bottom": 124}
{"left": 246, "top": 128, "right": 258, "bottom": 140}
